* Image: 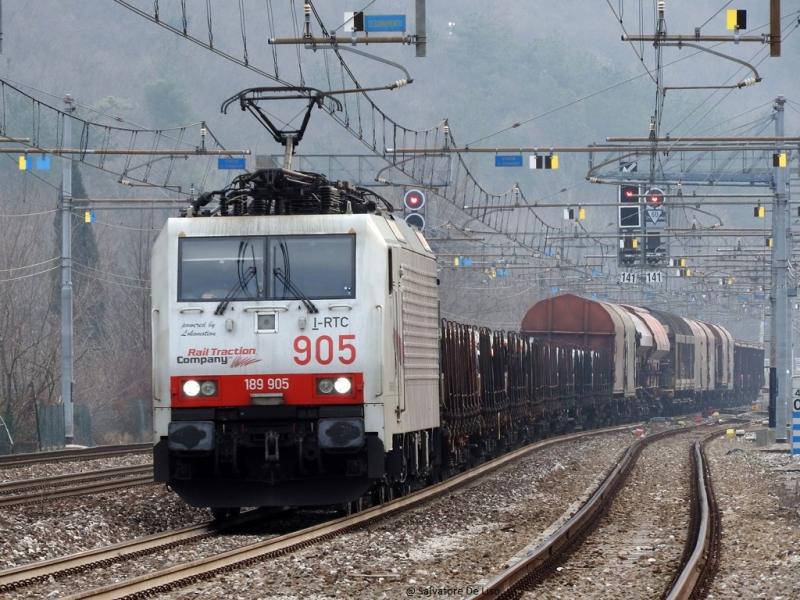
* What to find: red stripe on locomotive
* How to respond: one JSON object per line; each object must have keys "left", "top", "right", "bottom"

{"left": 170, "top": 373, "right": 364, "bottom": 407}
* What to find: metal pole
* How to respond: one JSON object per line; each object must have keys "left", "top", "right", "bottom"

{"left": 30, "top": 382, "right": 40, "bottom": 451}
{"left": 771, "top": 0, "right": 782, "bottom": 57}
{"left": 283, "top": 137, "right": 294, "bottom": 170}
{"left": 415, "top": 0, "right": 426, "bottom": 57}
{"left": 61, "top": 95, "right": 74, "bottom": 445}
{"left": 772, "top": 96, "right": 790, "bottom": 443}
{"left": 387, "top": 144, "right": 789, "bottom": 153}
{"left": 0, "top": 148, "right": 249, "bottom": 155}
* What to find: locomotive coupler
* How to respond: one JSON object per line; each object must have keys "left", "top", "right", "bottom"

{"left": 265, "top": 431, "right": 280, "bottom": 462}
{"left": 296, "top": 435, "right": 307, "bottom": 474}
{"left": 215, "top": 435, "right": 239, "bottom": 475}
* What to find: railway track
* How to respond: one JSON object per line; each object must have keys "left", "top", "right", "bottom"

{"left": 0, "top": 508, "right": 283, "bottom": 596}
{"left": 0, "top": 465, "right": 153, "bottom": 508}
{"left": 468, "top": 426, "right": 725, "bottom": 600}
{"left": 0, "top": 444, "right": 152, "bottom": 468}
{"left": 665, "top": 429, "right": 723, "bottom": 600}
{"left": 1, "top": 426, "right": 633, "bottom": 600}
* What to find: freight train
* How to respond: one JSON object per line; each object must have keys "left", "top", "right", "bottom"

{"left": 150, "top": 168, "right": 764, "bottom": 517}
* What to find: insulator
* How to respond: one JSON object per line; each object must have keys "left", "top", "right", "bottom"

{"left": 303, "top": 1, "right": 311, "bottom": 37}
{"left": 658, "top": 1, "right": 665, "bottom": 13}
{"left": 251, "top": 197, "right": 267, "bottom": 215}
{"left": 740, "top": 77, "right": 756, "bottom": 87}
{"left": 394, "top": 79, "right": 408, "bottom": 88}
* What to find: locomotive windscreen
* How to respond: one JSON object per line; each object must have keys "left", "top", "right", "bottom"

{"left": 179, "top": 237, "right": 265, "bottom": 302}
{"left": 268, "top": 235, "right": 355, "bottom": 300}
{"left": 178, "top": 234, "right": 355, "bottom": 302}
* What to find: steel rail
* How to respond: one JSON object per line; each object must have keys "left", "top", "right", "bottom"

{"left": 467, "top": 426, "right": 724, "bottom": 599}
{"left": 59, "top": 426, "right": 635, "bottom": 600}
{"left": 0, "top": 508, "right": 282, "bottom": 593}
{"left": 0, "top": 443, "right": 152, "bottom": 467}
{"left": 0, "top": 466, "right": 153, "bottom": 508}
{"left": 665, "top": 429, "right": 726, "bottom": 600}
{"left": 0, "top": 465, "right": 151, "bottom": 494}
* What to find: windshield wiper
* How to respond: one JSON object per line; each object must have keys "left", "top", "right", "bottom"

{"left": 215, "top": 241, "right": 260, "bottom": 315}
{"left": 273, "top": 267, "right": 319, "bottom": 313}
{"left": 215, "top": 266, "right": 258, "bottom": 315}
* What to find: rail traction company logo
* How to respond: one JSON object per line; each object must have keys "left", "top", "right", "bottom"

{"left": 177, "top": 347, "right": 261, "bottom": 368}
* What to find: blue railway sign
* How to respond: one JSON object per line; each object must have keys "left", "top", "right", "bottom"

{"left": 365, "top": 15, "right": 406, "bottom": 32}
{"left": 793, "top": 409, "right": 800, "bottom": 456}
{"left": 495, "top": 155, "right": 523, "bottom": 167}
{"left": 218, "top": 158, "right": 246, "bottom": 170}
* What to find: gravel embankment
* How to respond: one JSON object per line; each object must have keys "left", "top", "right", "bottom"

{"left": 0, "top": 453, "right": 152, "bottom": 483}
{"left": 522, "top": 429, "right": 696, "bottom": 599}
{"left": 0, "top": 453, "right": 208, "bottom": 571}
{"left": 706, "top": 437, "right": 800, "bottom": 600}
{"left": 11, "top": 429, "right": 797, "bottom": 600}
{"left": 151, "top": 431, "right": 636, "bottom": 600}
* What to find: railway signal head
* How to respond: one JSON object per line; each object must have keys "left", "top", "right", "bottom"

{"left": 645, "top": 187, "right": 665, "bottom": 206}
{"left": 404, "top": 189, "right": 425, "bottom": 211}
{"left": 619, "top": 185, "right": 640, "bottom": 229}
{"left": 620, "top": 185, "right": 638, "bottom": 202}
{"left": 403, "top": 189, "right": 426, "bottom": 230}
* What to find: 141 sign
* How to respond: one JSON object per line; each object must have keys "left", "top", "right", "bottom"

{"left": 620, "top": 271, "right": 663, "bottom": 284}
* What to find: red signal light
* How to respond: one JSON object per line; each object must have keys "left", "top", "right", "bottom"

{"left": 645, "top": 188, "right": 665, "bottom": 205}
{"left": 403, "top": 189, "right": 426, "bottom": 211}
{"left": 619, "top": 185, "right": 639, "bottom": 203}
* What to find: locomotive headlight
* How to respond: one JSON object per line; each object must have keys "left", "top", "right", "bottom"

{"left": 334, "top": 377, "right": 352, "bottom": 394}
{"left": 200, "top": 380, "right": 217, "bottom": 396}
{"left": 183, "top": 380, "right": 201, "bottom": 397}
{"left": 317, "top": 378, "right": 335, "bottom": 394}
{"left": 316, "top": 376, "right": 353, "bottom": 395}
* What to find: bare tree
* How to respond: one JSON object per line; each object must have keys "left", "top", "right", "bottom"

{"left": 0, "top": 190, "right": 62, "bottom": 451}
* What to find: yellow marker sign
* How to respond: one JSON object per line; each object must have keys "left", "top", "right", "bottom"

{"left": 727, "top": 9, "right": 746, "bottom": 30}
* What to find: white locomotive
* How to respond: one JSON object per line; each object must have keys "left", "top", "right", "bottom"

{"left": 151, "top": 169, "right": 440, "bottom": 514}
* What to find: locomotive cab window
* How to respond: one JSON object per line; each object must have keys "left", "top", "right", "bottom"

{"left": 268, "top": 234, "right": 355, "bottom": 300}
{"left": 179, "top": 238, "right": 265, "bottom": 302}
